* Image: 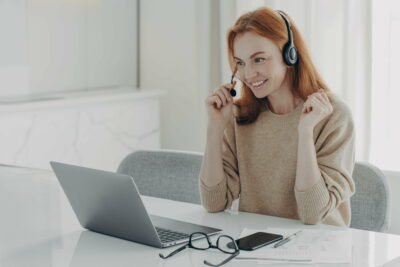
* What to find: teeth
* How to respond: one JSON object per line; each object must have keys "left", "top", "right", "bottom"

{"left": 252, "top": 80, "right": 266, "bottom": 87}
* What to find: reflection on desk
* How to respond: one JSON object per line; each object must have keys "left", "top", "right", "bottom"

{"left": 0, "top": 164, "right": 399, "bottom": 267}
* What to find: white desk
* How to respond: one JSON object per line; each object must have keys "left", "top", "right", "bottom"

{"left": 0, "top": 164, "right": 399, "bottom": 267}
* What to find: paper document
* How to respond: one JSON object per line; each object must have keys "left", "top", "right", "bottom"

{"left": 235, "top": 228, "right": 352, "bottom": 264}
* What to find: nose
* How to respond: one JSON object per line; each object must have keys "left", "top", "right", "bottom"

{"left": 244, "top": 65, "right": 258, "bottom": 82}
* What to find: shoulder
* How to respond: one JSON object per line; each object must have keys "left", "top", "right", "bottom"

{"left": 328, "top": 95, "right": 354, "bottom": 126}
{"left": 315, "top": 95, "right": 354, "bottom": 135}
{"left": 314, "top": 95, "right": 356, "bottom": 156}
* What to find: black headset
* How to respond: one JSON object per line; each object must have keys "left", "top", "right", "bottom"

{"left": 277, "top": 11, "right": 298, "bottom": 66}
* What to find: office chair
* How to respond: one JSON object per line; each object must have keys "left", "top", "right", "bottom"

{"left": 117, "top": 149, "right": 202, "bottom": 204}
{"left": 118, "top": 151, "right": 391, "bottom": 232}
{"left": 350, "top": 162, "right": 391, "bottom": 232}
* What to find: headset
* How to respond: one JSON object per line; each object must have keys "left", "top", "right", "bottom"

{"left": 277, "top": 10, "right": 298, "bottom": 66}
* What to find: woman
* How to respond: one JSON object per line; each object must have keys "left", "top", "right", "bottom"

{"left": 199, "top": 7, "right": 355, "bottom": 227}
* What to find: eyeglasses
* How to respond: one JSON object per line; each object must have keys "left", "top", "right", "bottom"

{"left": 159, "top": 232, "right": 240, "bottom": 267}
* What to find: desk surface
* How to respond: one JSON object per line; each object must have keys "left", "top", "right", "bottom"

{"left": 0, "top": 164, "right": 399, "bottom": 267}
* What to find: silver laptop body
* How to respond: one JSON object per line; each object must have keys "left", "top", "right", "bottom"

{"left": 50, "top": 161, "right": 222, "bottom": 248}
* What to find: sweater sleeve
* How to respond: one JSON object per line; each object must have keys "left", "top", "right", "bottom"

{"left": 199, "top": 116, "right": 240, "bottom": 212}
{"left": 294, "top": 100, "right": 356, "bottom": 225}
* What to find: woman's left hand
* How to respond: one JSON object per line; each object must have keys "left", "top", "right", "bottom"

{"left": 298, "top": 90, "right": 333, "bottom": 134}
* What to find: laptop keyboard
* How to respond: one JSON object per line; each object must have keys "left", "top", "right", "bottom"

{"left": 155, "top": 227, "right": 190, "bottom": 243}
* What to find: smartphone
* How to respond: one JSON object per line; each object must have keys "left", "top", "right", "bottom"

{"left": 230, "top": 232, "right": 283, "bottom": 251}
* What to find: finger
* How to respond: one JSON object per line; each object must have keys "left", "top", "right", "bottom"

{"left": 309, "top": 94, "right": 325, "bottom": 106}
{"left": 303, "top": 98, "right": 315, "bottom": 113}
{"left": 206, "top": 95, "right": 222, "bottom": 109}
{"left": 214, "top": 90, "right": 228, "bottom": 106}
{"left": 303, "top": 99, "right": 312, "bottom": 113}
{"left": 317, "top": 91, "right": 332, "bottom": 108}
{"left": 303, "top": 105, "right": 312, "bottom": 113}
{"left": 307, "top": 104, "right": 313, "bottom": 113}
{"left": 302, "top": 104, "right": 307, "bottom": 113}
{"left": 306, "top": 97, "right": 315, "bottom": 107}
{"left": 309, "top": 97, "right": 327, "bottom": 113}
{"left": 305, "top": 96, "right": 321, "bottom": 113}
{"left": 205, "top": 95, "right": 214, "bottom": 105}
{"left": 313, "top": 93, "right": 328, "bottom": 105}
{"left": 302, "top": 100, "right": 309, "bottom": 113}
{"left": 221, "top": 86, "right": 234, "bottom": 103}
{"left": 312, "top": 95, "right": 327, "bottom": 111}
{"left": 213, "top": 95, "right": 222, "bottom": 109}
{"left": 317, "top": 93, "right": 332, "bottom": 112}
{"left": 314, "top": 90, "right": 330, "bottom": 104}
{"left": 321, "top": 92, "right": 331, "bottom": 106}
{"left": 320, "top": 91, "right": 329, "bottom": 100}
{"left": 306, "top": 94, "right": 314, "bottom": 109}
{"left": 309, "top": 96, "right": 323, "bottom": 109}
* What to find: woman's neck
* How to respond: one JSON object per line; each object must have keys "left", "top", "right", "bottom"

{"left": 267, "top": 87, "right": 301, "bottom": 115}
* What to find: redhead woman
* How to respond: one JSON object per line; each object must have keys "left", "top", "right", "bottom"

{"left": 199, "top": 7, "right": 355, "bottom": 227}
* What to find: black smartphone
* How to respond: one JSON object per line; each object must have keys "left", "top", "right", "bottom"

{"left": 229, "top": 232, "right": 283, "bottom": 251}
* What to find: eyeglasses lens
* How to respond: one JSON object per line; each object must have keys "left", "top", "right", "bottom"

{"left": 190, "top": 233, "right": 210, "bottom": 249}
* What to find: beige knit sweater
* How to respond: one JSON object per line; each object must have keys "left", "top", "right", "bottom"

{"left": 200, "top": 97, "right": 356, "bottom": 227}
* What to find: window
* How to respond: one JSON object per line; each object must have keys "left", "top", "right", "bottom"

{"left": 370, "top": 0, "right": 400, "bottom": 171}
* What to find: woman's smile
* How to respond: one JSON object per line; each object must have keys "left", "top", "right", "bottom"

{"left": 250, "top": 78, "right": 268, "bottom": 90}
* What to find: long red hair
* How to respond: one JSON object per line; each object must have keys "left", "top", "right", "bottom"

{"left": 228, "top": 7, "right": 331, "bottom": 124}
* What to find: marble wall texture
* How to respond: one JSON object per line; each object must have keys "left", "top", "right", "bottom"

{"left": 0, "top": 89, "right": 163, "bottom": 172}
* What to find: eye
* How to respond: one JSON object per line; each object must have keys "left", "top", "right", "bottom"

{"left": 255, "top": 57, "right": 265, "bottom": 63}
{"left": 235, "top": 61, "right": 244, "bottom": 66}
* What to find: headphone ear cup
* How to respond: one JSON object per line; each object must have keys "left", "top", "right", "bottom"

{"left": 282, "top": 42, "right": 298, "bottom": 66}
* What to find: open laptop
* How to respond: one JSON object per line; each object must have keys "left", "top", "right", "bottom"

{"left": 50, "top": 161, "right": 222, "bottom": 248}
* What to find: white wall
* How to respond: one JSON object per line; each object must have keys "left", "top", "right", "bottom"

{"left": 0, "top": 0, "right": 138, "bottom": 97}
{"left": 385, "top": 171, "right": 400, "bottom": 235}
{"left": 140, "top": 0, "right": 218, "bottom": 152}
{"left": 0, "top": 0, "right": 30, "bottom": 97}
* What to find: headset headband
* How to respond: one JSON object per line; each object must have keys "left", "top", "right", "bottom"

{"left": 277, "top": 11, "right": 294, "bottom": 46}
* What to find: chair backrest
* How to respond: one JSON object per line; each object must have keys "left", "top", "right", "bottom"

{"left": 117, "top": 149, "right": 202, "bottom": 204}
{"left": 118, "top": 152, "right": 391, "bottom": 231}
{"left": 350, "top": 162, "right": 391, "bottom": 232}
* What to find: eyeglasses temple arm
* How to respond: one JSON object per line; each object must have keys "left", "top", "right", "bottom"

{"left": 203, "top": 251, "right": 240, "bottom": 267}
{"left": 159, "top": 244, "right": 188, "bottom": 259}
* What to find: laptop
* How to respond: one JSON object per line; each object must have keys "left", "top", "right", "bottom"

{"left": 50, "top": 161, "right": 222, "bottom": 248}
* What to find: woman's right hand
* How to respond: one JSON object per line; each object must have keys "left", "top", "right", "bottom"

{"left": 204, "top": 81, "right": 237, "bottom": 133}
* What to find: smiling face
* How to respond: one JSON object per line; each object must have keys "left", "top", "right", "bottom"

{"left": 233, "top": 31, "right": 290, "bottom": 99}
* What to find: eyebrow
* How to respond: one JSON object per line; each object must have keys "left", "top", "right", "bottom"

{"left": 233, "top": 51, "right": 266, "bottom": 61}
